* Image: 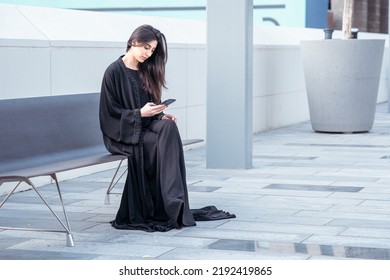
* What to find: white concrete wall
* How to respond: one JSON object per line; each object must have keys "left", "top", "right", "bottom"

{"left": 0, "top": 4, "right": 209, "bottom": 143}
{"left": 0, "top": 4, "right": 389, "bottom": 193}
{"left": 1, "top": 4, "right": 387, "bottom": 137}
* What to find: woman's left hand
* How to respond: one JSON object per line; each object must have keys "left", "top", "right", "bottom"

{"left": 162, "top": 114, "right": 177, "bottom": 122}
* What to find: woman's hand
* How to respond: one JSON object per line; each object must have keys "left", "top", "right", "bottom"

{"left": 140, "top": 102, "right": 166, "bottom": 117}
{"left": 162, "top": 114, "right": 177, "bottom": 122}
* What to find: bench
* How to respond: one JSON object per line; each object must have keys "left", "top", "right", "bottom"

{"left": 0, "top": 93, "right": 202, "bottom": 247}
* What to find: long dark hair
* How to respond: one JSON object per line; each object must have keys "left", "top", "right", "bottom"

{"left": 126, "top": 25, "right": 168, "bottom": 102}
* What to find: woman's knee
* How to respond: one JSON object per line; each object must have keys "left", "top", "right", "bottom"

{"left": 151, "top": 119, "right": 178, "bottom": 134}
{"left": 162, "top": 119, "right": 177, "bottom": 129}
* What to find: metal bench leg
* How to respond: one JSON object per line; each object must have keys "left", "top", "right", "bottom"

{"left": 105, "top": 159, "right": 127, "bottom": 204}
{"left": 0, "top": 181, "right": 23, "bottom": 208}
{"left": 106, "top": 159, "right": 126, "bottom": 194}
{"left": 0, "top": 177, "right": 74, "bottom": 247}
{"left": 50, "top": 174, "right": 74, "bottom": 247}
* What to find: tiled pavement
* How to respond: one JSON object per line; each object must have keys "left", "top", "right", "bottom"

{"left": 1, "top": 103, "right": 390, "bottom": 260}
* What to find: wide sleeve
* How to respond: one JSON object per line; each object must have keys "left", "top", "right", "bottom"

{"left": 99, "top": 64, "right": 142, "bottom": 147}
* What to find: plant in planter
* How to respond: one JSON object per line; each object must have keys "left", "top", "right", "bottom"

{"left": 342, "top": 0, "right": 354, "bottom": 39}
{"left": 300, "top": 0, "right": 385, "bottom": 133}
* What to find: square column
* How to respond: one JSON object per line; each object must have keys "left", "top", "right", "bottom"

{"left": 206, "top": 0, "right": 253, "bottom": 169}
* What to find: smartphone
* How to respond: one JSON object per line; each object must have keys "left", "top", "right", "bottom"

{"left": 161, "top": 98, "right": 176, "bottom": 105}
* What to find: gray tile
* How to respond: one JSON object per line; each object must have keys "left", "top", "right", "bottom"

{"left": 286, "top": 143, "right": 390, "bottom": 148}
{"left": 331, "top": 218, "right": 390, "bottom": 229}
{"left": 111, "top": 232, "right": 215, "bottom": 249}
{"left": 297, "top": 210, "right": 390, "bottom": 221}
{"left": 304, "top": 235, "right": 390, "bottom": 251}
{"left": 264, "top": 183, "right": 364, "bottom": 193}
{"left": 253, "top": 155, "right": 317, "bottom": 160}
{"left": 188, "top": 186, "right": 221, "bottom": 192}
{"left": 217, "top": 220, "right": 345, "bottom": 236}
{"left": 208, "top": 239, "right": 255, "bottom": 252}
{"left": 0, "top": 249, "right": 98, "bottom": 260}
{"left": 0, "top": 236, "right": 30, "bottom": 250}
{"left": 294, "top": 243, "right": 308, "bottom": 254}
{"left": 320, "top": 244, "right": 334, "bottom": 256}
{"left": 158, "top": 247, "right": 308, "bottom": 260}
{"left": 208, "top": 239, "right": 390, "bottom": 260}
{"left": 8, "top": 239, "right": 175, "bottom": 259}
{"left": 345, "top": 247, "right": 390, "bottom": 260}
{"left": 178, "top": 227, "right": 309, "bottom": 243}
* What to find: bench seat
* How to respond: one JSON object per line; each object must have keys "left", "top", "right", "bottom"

{"left": 0, "top": 148, "right": 126, "bottom": 181}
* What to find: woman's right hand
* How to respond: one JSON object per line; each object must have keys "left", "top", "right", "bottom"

{"left": 140, "top": 102, "right": 167, "bottom": 117}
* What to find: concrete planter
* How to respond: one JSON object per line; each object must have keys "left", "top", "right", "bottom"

{"left": 301, "top": 39, "right": 385, "bottom": 133}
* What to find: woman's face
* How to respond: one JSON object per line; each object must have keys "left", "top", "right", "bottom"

{"left": 131, "top": 40, "right": 158, "bottom": 63}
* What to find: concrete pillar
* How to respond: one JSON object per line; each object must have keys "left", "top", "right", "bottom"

{"left": 206, "top": 0, "right": 253, "bottom": 169}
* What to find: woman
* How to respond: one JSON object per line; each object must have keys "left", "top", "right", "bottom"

{"left": 99, "top": 24, "right": 234, "bottom": 232}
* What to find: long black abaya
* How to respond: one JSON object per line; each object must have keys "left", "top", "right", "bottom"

{"left": 112, "top": 119, "right": 196, "bottom": 231}
{"left": 100, "top": 57, "right": 235, "bottom": 232}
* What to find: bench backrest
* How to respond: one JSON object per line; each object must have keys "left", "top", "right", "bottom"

{"left": 0, "top": 93, "right": 105, "bottom": 168}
